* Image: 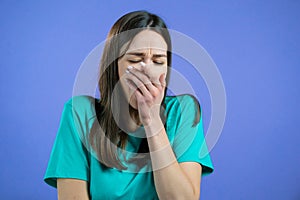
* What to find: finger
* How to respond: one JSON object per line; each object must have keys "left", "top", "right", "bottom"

{"left": 134, "top": 89, "right": 144, "bottom": 102}
{"left": 127, "top": 65, "right": 151, "bottom": 84}
{"left": 134, "top": 90, "right": 151, "bottom": 125}
{"left": 126, "top": 71, "right": 154, "bottom": 101}
{"left": 125, "top": 79, "right": 137, "bottom": 90}
{"left": 140, "top": 61, "right": 146, "bottom": 67}
{"left": 127, "top": 66, "right": 158, "bottom": 96}
{"left": 152, "top": 73, "right": 166, "bottom": 90}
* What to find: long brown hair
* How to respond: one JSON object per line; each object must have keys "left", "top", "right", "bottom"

{"left": 89, "top": 11, "right": 172, "bottom": 170}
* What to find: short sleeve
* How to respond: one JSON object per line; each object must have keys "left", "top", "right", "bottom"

{"left": 172, "top": 95, "right": 214, "bottom": 175}
{"left": 44, "top": 100, "right": 90, "bottom": 188}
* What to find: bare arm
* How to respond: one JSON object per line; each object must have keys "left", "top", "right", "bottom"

{"left": 57, "top": 178, "right": 89, "bottom": 200}
{"left": 145, "top": 121, "right": 202, "bottom": 200}
{"left": 126, "top": 66, "right": 203, "bottom": 199}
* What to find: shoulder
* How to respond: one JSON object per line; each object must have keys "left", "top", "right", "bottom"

{"left": 63, "top": 95, "right": 98, "bottom": 121}
{"left": 65, "top": 95, "right": 96, "bottom": 106}
{"left": 165, "top": 94, "right": 201, "bottom": 112}
{"left": 164, "top": 94, "right": 201, "bottom": 126}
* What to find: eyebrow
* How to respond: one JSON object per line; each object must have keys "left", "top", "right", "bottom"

{"left": 126, "top": 52, "right": 167, "bottom": 58}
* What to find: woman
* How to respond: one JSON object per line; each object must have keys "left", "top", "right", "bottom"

{"left": 44, "top": 10, "right": 213, "bottom": 199}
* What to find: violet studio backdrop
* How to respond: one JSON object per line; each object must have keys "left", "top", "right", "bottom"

{"left": 0, "top": 0, "right": 299, "bottom": 199}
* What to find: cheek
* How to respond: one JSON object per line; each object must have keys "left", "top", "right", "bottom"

{"left": 146, "top": 66, "right": 167, "bottom": 82}
{"left": 121, "top": 80, "right": 138, "bottom": 109}
{"left": 118, "top": 57, "right": 129, "bottom": 77}
{"left": 163, "top": 66, "right": 168, "bottom": 74}
{"left": 118, "top": 63, "right": 125, "bottom": 78}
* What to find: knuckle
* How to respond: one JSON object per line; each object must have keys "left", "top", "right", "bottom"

{"left": 152, "top": 89, "right": 160, "bottom": 97}
{"left": 141, "top": 76, "right": 149, "bottom": 84}
{"left": 145, "top": 95, "right": 153, "bottom": 102}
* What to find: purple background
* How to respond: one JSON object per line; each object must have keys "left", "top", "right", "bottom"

{"left": 1, "top": 0, "right": 299, "bottom": 199}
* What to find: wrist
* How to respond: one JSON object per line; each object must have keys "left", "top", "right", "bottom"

{"left": 144, "top": 117, "right": 164, "bottom": 137}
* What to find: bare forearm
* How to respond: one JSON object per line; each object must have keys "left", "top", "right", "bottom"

{"left": 145, "top": 120, "right": 199, "bottom": 200}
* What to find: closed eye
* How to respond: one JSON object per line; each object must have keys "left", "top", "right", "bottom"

{"left": 153, "top": 61, "right": 165, "bottom": 65}
{"left": 128, "top": 60, "right": 142, "bottom": 63}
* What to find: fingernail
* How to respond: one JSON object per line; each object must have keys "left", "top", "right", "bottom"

{"left": 140, "top": 62, "right": 146, "bottom": 67}
{"left": 125, "top": 69, "right": 130, "bottom": 73}
{"left": 127, "top": 65, "right": 133, "bottom": 70}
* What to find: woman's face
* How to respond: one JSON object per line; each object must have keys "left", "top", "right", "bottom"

{"left": 118, "top": 30, "right": 168, "bottom": 109}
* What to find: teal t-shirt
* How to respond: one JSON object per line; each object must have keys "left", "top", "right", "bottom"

{"left": 44, "top": 95, "right": 214, "bottom": 199}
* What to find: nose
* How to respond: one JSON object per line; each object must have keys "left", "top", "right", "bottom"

{"left": 144, "top": 57, "right": 152, "bottom": 65}
{"left": 132, "top": 62, "right": 145, "bottom": 71}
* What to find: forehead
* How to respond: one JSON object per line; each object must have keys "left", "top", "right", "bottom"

{"left": 127, "top": 30, "right": 168, "bottom": 53}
